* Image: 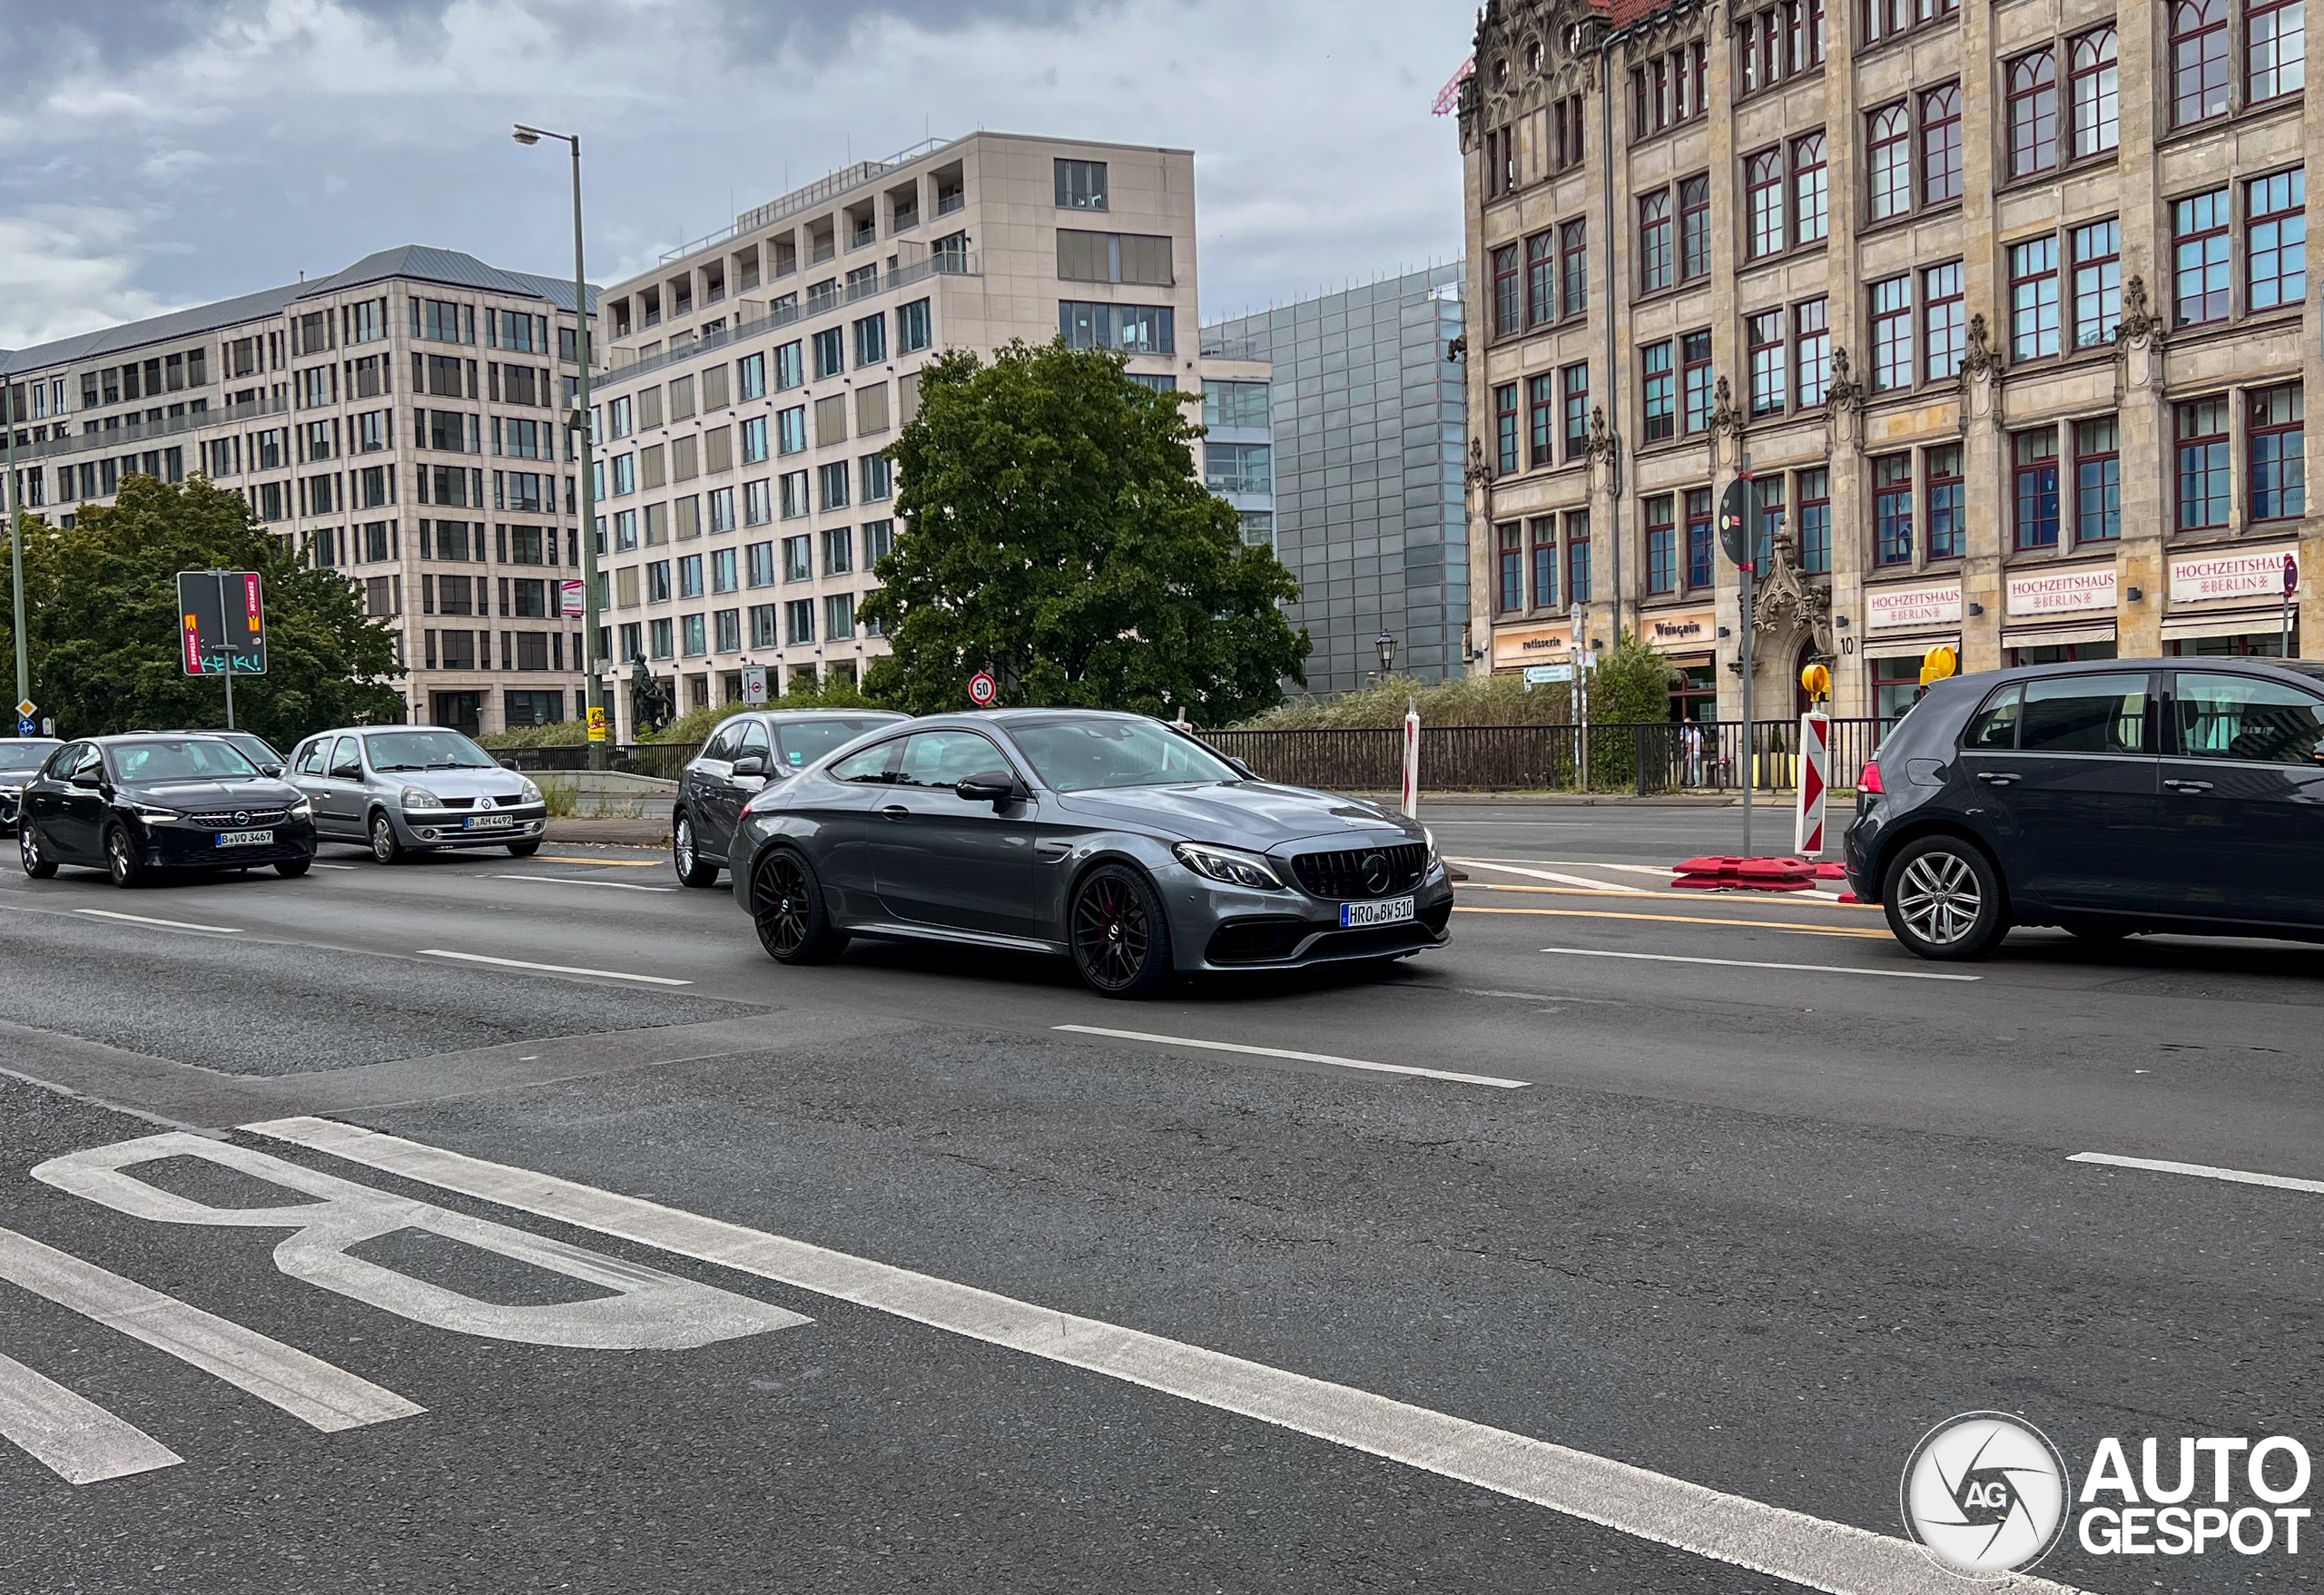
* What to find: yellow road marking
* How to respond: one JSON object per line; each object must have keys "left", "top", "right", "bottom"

{"left": 1458, "top": 881, "right": 1879, "bottom": 911}
{"left": 1453, "top": 905, "right": 1893, "bottom": 939}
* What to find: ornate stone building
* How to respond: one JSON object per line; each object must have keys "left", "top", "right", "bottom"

{"left": 1460, "top": 0, "right": 2319, "bottom": 721}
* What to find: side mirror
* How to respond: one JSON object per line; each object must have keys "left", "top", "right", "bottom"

{"left": 731, "top": 754, "right": 768, "bottom": 779}
{"left": 258, "top": 763, "right": 285, "bottom": 778}
{"left": 70, "top": 771, "right": 103, "bottom": 790}
{"left": 955, "top": 770, "right": 1024, "bottom": 807}
{"left": 1226, "top": 757, "right": 1257, "bottom": 781}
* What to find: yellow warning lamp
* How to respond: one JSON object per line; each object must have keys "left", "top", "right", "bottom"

{"left": 1798, "top": 662, "right": 1830, "bottom": 704}
{"left": 1919, "top": 645, "right": 1959, "bottom": 686}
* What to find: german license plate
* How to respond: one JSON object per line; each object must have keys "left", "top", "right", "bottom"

{"left": 1340, "top": 896, "right": 1414, "bottom": 928}
{"left": 463, "top": 812, "right": 514, "bottom": 831}
{"left": 214, "top": 829, "right": 273, "bottom": 849}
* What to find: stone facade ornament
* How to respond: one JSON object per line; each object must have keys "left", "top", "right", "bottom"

{"left": 1465, "top": 435, "right": 1494, "bottom": 491}
{"left": 1958, "top": 313, "right": 2004, "bottom": 382}
{"left": 1823, "top": 346, "right": 1864, "bottom": 417}
{"left": 2111, "top": 273, "right": 2168, "bottom": 397}
{"left": 2113, "top": 273, "right": 2166, "bottom": 347}
{"left": 1585, "top": 402, "right": 1618, "bottom": 462}
{"left": 1709, "top": 374, "right": 1746, "bottom": 440}
{"left": 1750, "top": 522, "right": 1835, "bottom": 659}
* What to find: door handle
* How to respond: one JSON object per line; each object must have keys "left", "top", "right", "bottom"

{"left": 2163, "top": 778, "right": 2214, "bottom": 793}
{"left": 1975, "top": 771, "right": 2020, "bottom": 785}
{"left": 878, "top": 804, "right": 909, "bottom": 820}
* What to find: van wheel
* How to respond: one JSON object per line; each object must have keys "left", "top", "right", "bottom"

{"left": 1882, "top": 836, "right": 2006, "bottom": 960}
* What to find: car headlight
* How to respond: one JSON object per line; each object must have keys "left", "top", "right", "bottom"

{"left": 400, "top": 785, "right": 444, "bottom": 810}
{"left": 1174, "top": 841, "right": 1285, "bottom": 891}
{"left": 288, "top": 798, "right": 313, "bottom": 819}
{"left": 128, "top": 802, "right": 181, "bottom": 822}
{"left": 517, "top": 777, "right": 542, "bottom": 803}
{"left": 1423, "top": 827, "right": 1439, "bottom": 865}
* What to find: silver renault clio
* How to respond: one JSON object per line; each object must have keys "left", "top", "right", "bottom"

{"left": 285, "top": 726, "right": 548, "bottom": 862}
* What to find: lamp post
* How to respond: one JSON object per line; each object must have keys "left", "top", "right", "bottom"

{"left": 5, "top": 379, "right": 24, "bottom": 734}
{"left": 1375, "top": 631, "right": 1397, "bottom": 680}
{"left": 514, "top": 123, "right": 606, "bottom": 771}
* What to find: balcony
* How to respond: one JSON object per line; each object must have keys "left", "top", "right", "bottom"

{"left": 22, "top": 392, "right": 291, "bottom": 460}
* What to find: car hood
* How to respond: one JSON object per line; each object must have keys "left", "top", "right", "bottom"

{"left": 373, "top": 766, "right": 534, "bottom": 802}
{"left": 122, "top": 778, "right": 304, "bottom": 811}
{"left": 1049, "top": 782, "right": 1423, "bottom": 850}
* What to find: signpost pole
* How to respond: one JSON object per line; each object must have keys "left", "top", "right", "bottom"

{"left": 2285, "top": 553, "right": 2298, "bottom": 659}
{"left": 1739, "top": 557, "right": 1754, "bottom": 858}
{"left": 5, "top": 378, "right": 25, "bottom": 733}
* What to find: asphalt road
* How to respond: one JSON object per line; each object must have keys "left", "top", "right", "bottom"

{"left": 1, "top": 808, "right": 2319, "bottom": 1594}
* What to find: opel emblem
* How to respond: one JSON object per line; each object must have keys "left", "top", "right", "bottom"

{"left": 1360, "top": 852, "right": 1392, "bottom": 894}
{"left": 231, "top": 810, "right": 251, "bottom": 827}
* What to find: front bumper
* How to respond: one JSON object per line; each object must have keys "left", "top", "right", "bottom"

{"left": 395, "top": 804, "right": 548, "bottom": 848}
{"left": 140, "top": 816, "right": 318, "bottom": 868}
{"left": 0, "top": 788, "right": 20, "bottom": 831}
{"left": 1164, "top": 861, "right": 1456, "bottom": 972}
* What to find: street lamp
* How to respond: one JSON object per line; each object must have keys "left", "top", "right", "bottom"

{"left": 514, "top": 122, "right": 606, "bottom": 771}
{"left": 1375, "top": 631, "right": 1397, "bottom": 679}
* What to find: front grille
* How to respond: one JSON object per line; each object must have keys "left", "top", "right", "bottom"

{"left": 185, "top": 808, "right": 290, "bottom": 829}
{"left": 1289, "top": 842, "right": 1427, "bottom": 900}
{"left": 435, "top": 795, "right": 478, "bottom": 810}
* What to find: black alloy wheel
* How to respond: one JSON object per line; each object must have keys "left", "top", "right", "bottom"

{"left": 752, "top": 849, "right": 846, "bottom": 964}
{"left": 104, "top": 826, "right": 144, "bottom": 889}
{"left": 19, "top": 824, "right": 55, "bottom": 879}
{"left": 1069, "top": 863, "right": 1172, "bottom": 999}
{"left": 673, "top": 813, "right": 719, "bottom": 887}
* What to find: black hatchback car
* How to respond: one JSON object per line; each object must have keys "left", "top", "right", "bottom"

{"left": 18, "top": 734, "right": 317, "bottom": 887}
{"left": 671, "top": 708, "right": 907, "bottom": 886}
{"left": 1846, "top": 657, "right": 2324, "bottom": 959}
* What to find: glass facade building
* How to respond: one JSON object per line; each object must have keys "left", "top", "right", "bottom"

{"left": 1202, "top": 264, "right": 1469, "bottom": 695}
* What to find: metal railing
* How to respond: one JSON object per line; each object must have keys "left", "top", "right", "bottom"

{"left": 21, "top": 392, "right": 293, "bottom": 460}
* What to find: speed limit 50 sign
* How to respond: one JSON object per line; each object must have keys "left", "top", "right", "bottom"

{"left": 968, "top": 671, "right": 998, "bottom": 707}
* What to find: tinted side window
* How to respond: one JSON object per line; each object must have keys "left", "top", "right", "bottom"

{"left": 897, "top": 730, "right": 1007, "bottom": 789}
{"left": 47, "top": 743, "right": 92, "bottom": 780}
{"left": 829, "top": 741, "right": 902, "bottom": 783}
{"left": 700, "top": 722, "right": 743, "bottom": 763}
{"left": 736, "top": 721, "right": 771, "bottom": 761}
{"left": 1961, "top": 686, "right": 2022, "bottom": 750}
{"left": 2020, "top": 673, "right": 2151, "bottom": 754}
{"left": 2173, "top": 673, "right": 2324, "bottom": 764}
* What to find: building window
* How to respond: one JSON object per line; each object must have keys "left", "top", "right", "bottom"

{"left": 1795, "top": 470, "right": 1830, "bottom": 575}
{"left": 1631, "top": 42, "right": 1707, "bottom": 135}
{"left": 2249, "top": 384, "right": 2306, "bottom": 521}
{"left": 1527, "top": 374, "right": 1556, "bottom": 468}
{"left": 1873, "top": 453, "right": 1914, "bottom": 566}
{"left": 1792, "top": 134, "right": 1828, "bottom": 245}
{"left": 1055, "top": 158, "right": 1108, "bottom": 211}
{"left": 1492, "top": 243, "right": 1522, "bottom": 337}
{"left": 1871, "top": 276, "right": 1913, "bottom": 391}
{"left": 1915, "top": 84, "right": 1963, "bottom": 206}
{"left": 1923, "top": 262, "right": 1965, "bottom": 380}
{"left": 1867, "top": 104, "right": 1910, "bottom": 222}
{"left": 1863, "top": 0, "right": 1956, "bottom": 46}
{"left": 2007, "top": 50, "right": 2059, "bottom": 178}
{"left": 1640, "top": 191, "right": 1674, "bottom": 293}
{"left": 1494, "top": 383, "right": 1519, "bottom": 476}
{"left": 1753, "top": 478, "right": 1785, "bottom": 565}
{"left": 1747, "top": 149, "right": 1786, "bottom": 259}
{"left": 1644, "top": 495, "right": 1678, "bottom": 595}
{"left": 1059, "top": 301, "right": 1174, "bottom": 355}
{"left": 1926, "top": 445, "right": 1965, "bottom": 558}
{"left": 1681, "top": 330, "right": 1714, "bottom": 435}
{"left": 1553, "top": 94, "right": 1587, "bottom": 172}
{"left": 2008, "top": 236, "right": 2061, "bottom": 360}
{"left": 1686, "top": 487, "right": 1717, "bottom": 586}
{"left": 2248, "top": 169, "right": 2307, "bottom": 312}
{"left": 1794, "top": 297, "right": 1830, "bottom": 408}
{"left": 2071, "top": 221, "right": 2122, "bottom": 348}
{"left": 1748, "top": 310, "right": 1787, "bottom": 415}
{"left": 1565, "top": 511, "right": 1591, "bottom": 602}
{"left": 2172, "top": 0, "right": 2232, "bottom": 126}
{"left": 1560, "top": 220, "right": 1589, "bottom": 315}
{"left": 1561, "top": 364, "right": 1590, "bottom": 460}
{"left": 1642, "top": 340, "right": 1676, "bottom": 442}
{"left": 2248, "top": 0, "right": 2306, "bottom": 102}
{"left": 2074, "top": 418, "right": 2122, "bottom": 543}
{"left": 1737, "top": 0, "right": 1826, "bottom": 94}
{"left": 1484, "top": 125, "right": 1516, "bottom": 200}
{"left": 2178, "top": 398, "right": 2231, "bottom": 528}
{"left": 2070, "top": 29, "right": 2121, "bottom": 158}
{"left": 1530, "top": 517, "right": 1558, "bottom": 609}
{"left": 1497, "top": 523, "right": 1522, "bottom": 614}
{"left": 1679, "top": 176, "right": 1712, "bottom": 281}
{"left": 1526, "top": 231, "right": 1557, "bottom": 327}
{"left": 2174, "top": 189, "right": 2232, "bottom": 326}
{"left": 2013, "top": 428, "right": 2061, "bottom": 549}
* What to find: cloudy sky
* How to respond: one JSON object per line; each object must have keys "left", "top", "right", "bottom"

{"left": 0, "top": 0, "right": 1479, "bottom": 351}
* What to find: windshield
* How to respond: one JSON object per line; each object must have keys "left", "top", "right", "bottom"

{"left": 110, "top": 738, "right": 262, "bottom": 783}
{"left": 774, "top": 717, "right": 901, "bottom": 768}
{"left": 0, "top": 743, "right": 57, "bottom": 773}
{"left": 1009, "top": 718, "right": 1239, "bottom": 792}
{"left": 221, "top": 734, "right": 280, "bottom": 766}
{"left": 365, "top": 730, "right": 497, "bottom": 772}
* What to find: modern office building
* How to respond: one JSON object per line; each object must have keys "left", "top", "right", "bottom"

{"left": 1203, "top": 264, "right": 1470, "bottom": 694}
{"left": 588, "top": 131, "right": 1257, "bottom": 732}
{"left": 1460, "top": 0, "right": 2318, "bottom": 721}
{"left": 0, "top": 245, "right": 597, "bottom": 736}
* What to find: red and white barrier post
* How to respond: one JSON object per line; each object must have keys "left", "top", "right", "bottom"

{"left": 1795, "top": 709, "right": 1830, "bottom": 857}
{"left": 1401, "top": 698, "right": 1422, "bottom": 819}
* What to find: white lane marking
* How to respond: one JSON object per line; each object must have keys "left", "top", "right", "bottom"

{"left": 245, "top": 1117, "right": 2087, "bottom": 1595}
{"left": 1538, "top": 947, "right": 1979, "bottom": 982}
{"left": 72, "top": 909, "right": 243, "bottom": 934}
{"left": 0, "top": 1349, "right": 183, "bottom": 1482}
{"left": 416, "top": 949, "right": 691, "bottom": 986}
{"left": 1449, "top": 859, "right": 1637, "bottom": 892}
{"left": 2069, "top": 1151, "right": 2324, "bottom": 1196}
{"left": 1053, "top": 1025, "right": 1529, "bottom": 1089}
{"left": 310, "top": 861, "right": 359, "bottom": 870}
{"left": 0, "top": 1226, "right": 423, "bottom": 1433}
{"left": 1459, "top": 988, "right": 1620, "bottom": 1006}
{"left": 488, "top": 873, "right": 675, "bottom": 894}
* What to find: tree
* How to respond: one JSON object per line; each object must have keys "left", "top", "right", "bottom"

{"left": 860, "top": 340, "right": 1309, "bottom": 724}
{"left": 1586, "top": 630, "right": 1680, "bottom": 789}
{"left": 0, "top": 475, "right": 404, "bottom": 745}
